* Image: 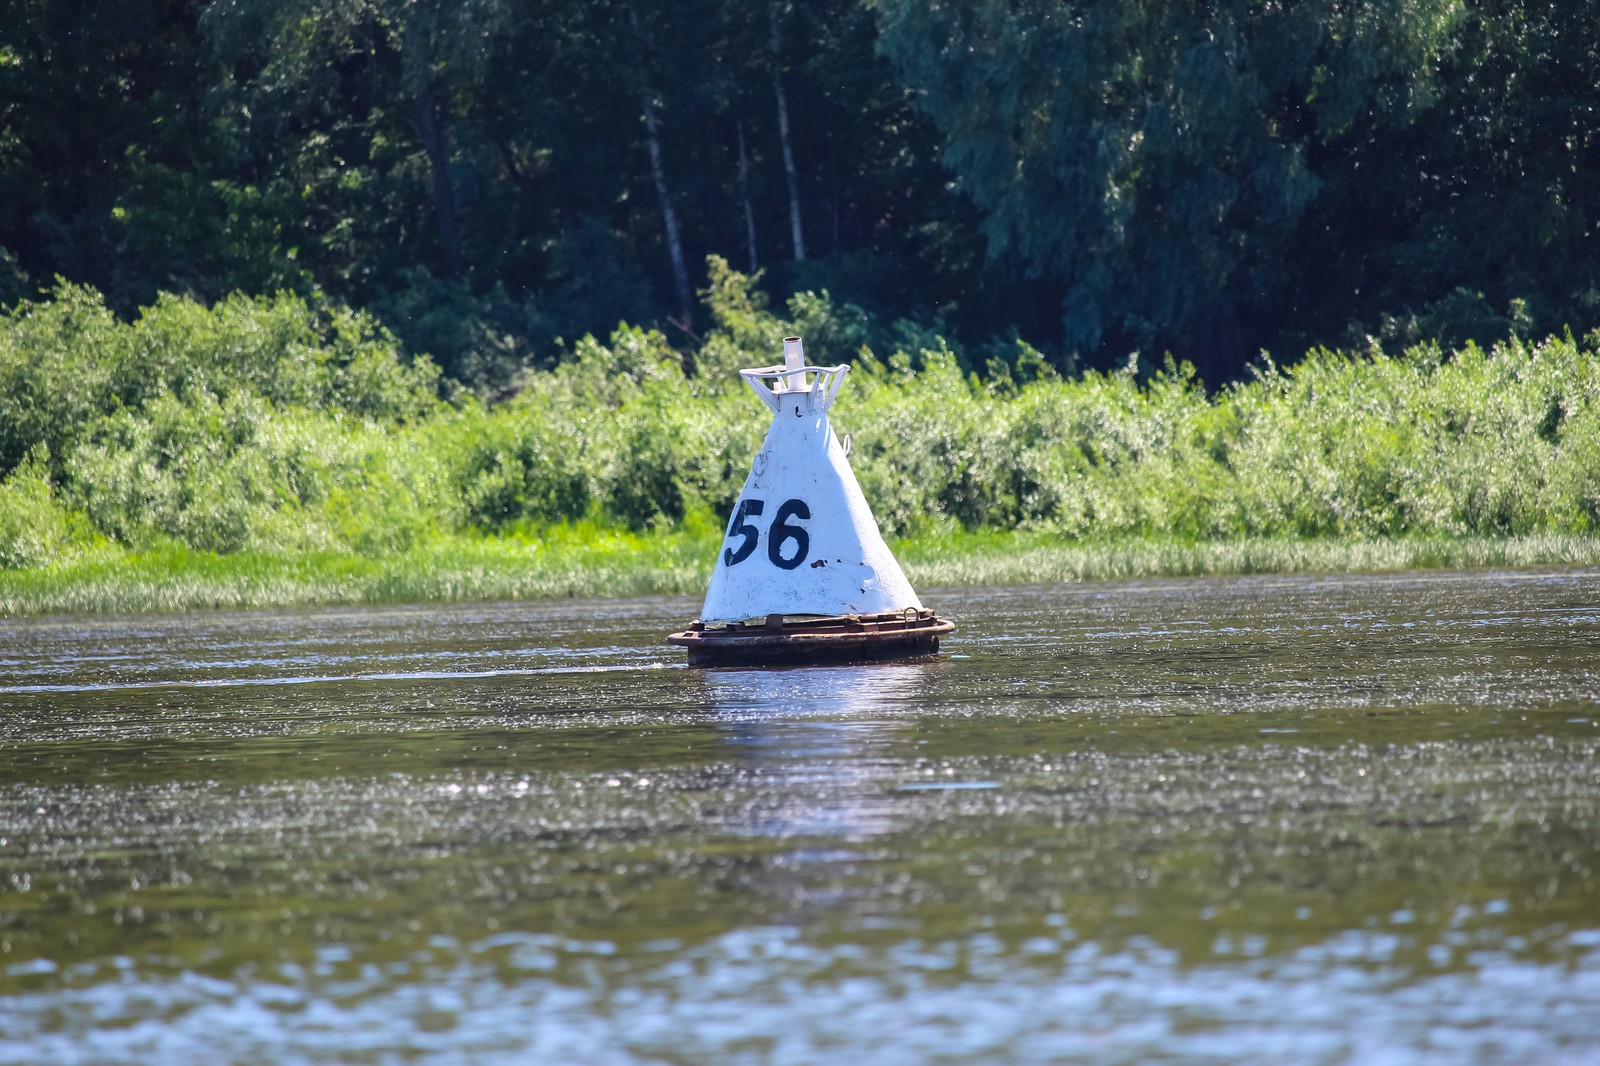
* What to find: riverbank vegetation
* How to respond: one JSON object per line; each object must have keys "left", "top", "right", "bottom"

{"left": 2, "top": 263, "right": 1597, "bottom": 615}
{"left": 4, "top": 1, "right": 1599, "bottom": 614}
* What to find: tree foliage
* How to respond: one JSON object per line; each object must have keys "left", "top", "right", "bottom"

{"left": 0, "top": 0, "right": 1596, "bottom": 382}
{"left": 869, "top": 0, "right": 1460, "bottom": 362}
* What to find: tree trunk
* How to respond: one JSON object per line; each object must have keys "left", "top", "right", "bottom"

{"left": 415, "top": 72, "right": 466, "bottom": 279}
{"left": 770, "top": 1, "right": 805, "bottom": 262}
{"left": 736, "top": 120, "right": 759, "bottom": 273}
{"left": 631, "top": 6, "right": 693, "bottom": 322}
{"left": 641, "top": 86, "right": 693, "bottom": 321}
{"left": 1192, "top": 300, "right": 1247, "bottom": 389}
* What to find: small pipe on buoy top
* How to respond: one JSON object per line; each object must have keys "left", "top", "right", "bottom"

{"left": 776, "top": 336, "right": 804, "bottom": 392}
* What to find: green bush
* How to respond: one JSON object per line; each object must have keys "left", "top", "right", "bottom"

{"left": 65, "top": 392, "right": 452, "bottom": 556}
{"left": 0, "top": 447, "right": 97, "bottom": 569}
{"left": 0, "top": 283, "right": 440, "bottom": 478}
{"left": 0, "top": 283, "right": 132, "bottom": 477}
{"left": 2, "top": 271, "right": 1598, "bottom": 566}
{"left": 430, "top": 395, "right": 593, "bottom": 531}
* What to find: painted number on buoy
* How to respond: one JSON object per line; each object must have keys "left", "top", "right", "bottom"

{"left": 722, "top": 497, "right": 811, "bottom": 570}
{"left": 767, "top": 498, "right": 811, "bottom": 569}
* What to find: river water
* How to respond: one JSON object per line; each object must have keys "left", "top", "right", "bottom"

{"left": 1, "top": 570, "right": 1597, "bottom": 1063}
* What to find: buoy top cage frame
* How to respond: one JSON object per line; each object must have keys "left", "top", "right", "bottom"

{"left": 740, "top": 336, "right": 849, "bottom": 415}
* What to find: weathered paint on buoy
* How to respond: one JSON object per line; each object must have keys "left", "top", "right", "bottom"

{"left": 668, "top": 337, "right": 953, "bottom": 665}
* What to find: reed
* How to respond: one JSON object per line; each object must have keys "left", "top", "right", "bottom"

{"left": 5, "top": 530, "right": 1598, "bottom": 618}
{"left": 0, "top": 528, "right": 715, "bottom": 617}
{"left": 898, "top": 531, "right": 1600, "bottom": 588}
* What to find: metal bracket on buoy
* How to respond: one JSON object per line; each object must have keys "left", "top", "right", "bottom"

{"left": 669, "top": 335, "right": 953, "bottom": 666}
{"left": 739, "top": 337, "right": 851, "bottom": 416}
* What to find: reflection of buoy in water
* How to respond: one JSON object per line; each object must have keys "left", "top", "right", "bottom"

{"left": 669, "top": 336, "right": 954, "bottom": 666}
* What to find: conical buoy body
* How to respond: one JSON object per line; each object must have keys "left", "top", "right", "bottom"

{"left": 669, "top": 337, "right": 952, "bottom": 665}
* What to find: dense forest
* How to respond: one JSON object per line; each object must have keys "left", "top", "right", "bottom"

{"left": 2, "top": 0, "right": 1597, "bottom": 389}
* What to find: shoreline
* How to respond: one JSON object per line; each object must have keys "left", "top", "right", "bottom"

{"left": 4, "top": 531, "right": 1598, "bottom": 618}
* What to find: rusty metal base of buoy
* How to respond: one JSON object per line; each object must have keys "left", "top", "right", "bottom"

{"left": 668, "top": 608, "right": 954, "bottom": 667}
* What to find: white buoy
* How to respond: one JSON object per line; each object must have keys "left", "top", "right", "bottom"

{"left": 669, "top": 337, "right": 953, "bottom": 665}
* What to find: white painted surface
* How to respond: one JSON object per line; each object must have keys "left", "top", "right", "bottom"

{"left": 700, "top": 342, "right": 923, "bottom": 624}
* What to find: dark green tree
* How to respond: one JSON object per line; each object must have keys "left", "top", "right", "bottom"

{"left": 0, "top": 0, "right": 217, "bottom": 305}
{"left": 199, "top": 0, "right": 510, "bottom": 290}
{"left": 1284, "top": 0, "right": 1600, "bottom": 352}
{"left": 869, "top": 0, "right": 1461, "bottom": 375}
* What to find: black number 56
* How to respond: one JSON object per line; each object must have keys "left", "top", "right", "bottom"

{"left": 721, "top": 497, "right": 811, "bottom": 570}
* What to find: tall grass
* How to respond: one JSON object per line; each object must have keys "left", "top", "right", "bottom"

{"left": 0, "top": 524, "right": 719, "bottom": 617}
{"left": 1, "top": 259, "right": 1597, "bottom": 615}
{"left": 6, "top": 530, "right": 1598, "bottom": 618}
{"left": 897, "top": 530, "right": 1600, "bottom": 587}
